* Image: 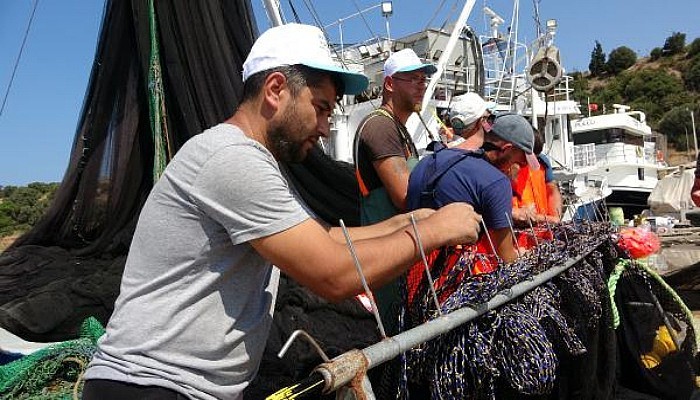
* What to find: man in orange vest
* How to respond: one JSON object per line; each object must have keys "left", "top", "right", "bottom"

{"left": 511, "top": 130, "right": 562, "bottom": 226}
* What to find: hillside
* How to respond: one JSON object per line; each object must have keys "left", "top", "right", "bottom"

{"left": 570, "top": 33, "right": 700, "bottom": 165}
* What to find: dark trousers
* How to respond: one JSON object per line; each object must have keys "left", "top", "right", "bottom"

{"left": 82, "top": 379, "right": 190, "bottom": 400}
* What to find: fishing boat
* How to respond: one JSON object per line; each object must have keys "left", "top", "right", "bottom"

{"left": 1, "top": 2, "right": 697, "bottom": 399}
{"left": 571, "top": 104, "right": 667, "bottom": 218}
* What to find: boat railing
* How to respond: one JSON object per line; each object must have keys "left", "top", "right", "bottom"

{"left": 586, "top": 142, "right": 658, "bottom": 166}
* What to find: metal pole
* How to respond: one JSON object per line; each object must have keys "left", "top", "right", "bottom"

{"left": 262, "top": 0, "right": 285, "bottom": 27}
{"left": 410, "top": 214, "right": 443, "bottom": 316}
{"left": 385, "top": 16, "right": 391, "bottom": 46}
{"left": 339, "top": 220, "right": 387, "bottom": 338}
{"left": 691, "top": 109, "right": 698, "bottom": 158}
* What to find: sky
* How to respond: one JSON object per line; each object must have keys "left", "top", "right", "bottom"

{"left": 1, "top": 0, "right": 699, "bottom": 186}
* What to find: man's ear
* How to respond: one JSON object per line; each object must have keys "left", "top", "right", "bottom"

{"left": 383, "top": 76, "right": 393, "bottom": 94}
{"left": 262, "top": 71, "right": 288, "bottom": 112}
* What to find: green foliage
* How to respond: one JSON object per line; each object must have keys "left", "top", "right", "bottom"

{"left": 663, "top": 32, "right": 686, "bottom": 56}
{"left": 570, "top": 70, "right": 589, "bottom": 101}
{"left": 687, "top": 38, "right": 700, "bottom": 59}
{"left": 685, "top": 57, "right": 700, "bottom": 91}
{"left": 589, "top": 41, "right": 606, "bottom": 77}
{"left": 658, "top": 105, "right": 699, "bottom": 150}
{"left": 0, "top": 182, "right": 58, "bottom": 236}
{"left": 622, "top": 69, "right": 683, "bottom": 104}
{"left": 650, "top": 47, "right": 663, "bottom": 61}
{"left": 606, "top": 46, "right": 637, "bottom": 75}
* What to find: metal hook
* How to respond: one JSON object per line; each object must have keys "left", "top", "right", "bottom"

{"left": 526, "top": 217, "right": 539, "bottom": 247}
{"left": 339, "top": 219, "right": 387, "bottom": 338}
{"left": 278, "top": 329, "right": 330, "bottom": 362}
{"left": 590, "top": 198, "right": 602, "bottom": 222}
{"left": 504, "top": 212, "right": 522, "bottom": 258}
{"left": 481, "top": 219, "right": 502, "bottom": 264}
{"left": 410, "top": 213, "right": 443, "bottom": 316}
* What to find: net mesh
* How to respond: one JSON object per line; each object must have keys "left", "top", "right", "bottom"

{"left": 0, "top": 317, "right": 104, "bottom": 399}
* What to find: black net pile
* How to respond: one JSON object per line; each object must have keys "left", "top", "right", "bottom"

{"left": 0, "top": 0, "right": 360, "bottom": 342}
{"left": 613, "top": 259, "right": 699, "bottom": 400}
{"left": 391, "top": 221, "right": 698, "bottom": 400}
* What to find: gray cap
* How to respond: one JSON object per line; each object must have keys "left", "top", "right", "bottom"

{"left": 489, "top": 113, "right": 540, "bottom": 170}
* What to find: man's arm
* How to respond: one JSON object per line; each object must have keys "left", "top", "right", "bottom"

{"left": 492, "top": 227, "right": 518, "bottom": 263}
{"left": 546, "top": 181, "right": 562, "bottom": 222}
{"left": 373, "top": 156, "right": 411, "bottom": 211}
{"left": 326, "top": 208, "right": 434, "bottom": 243}
{"left": 250, "top": 202, "right": 480, "bottom": 302}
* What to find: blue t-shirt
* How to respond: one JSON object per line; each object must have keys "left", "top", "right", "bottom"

{"left": 407, "top": 147, "right": 512, "bottom": 229}
{"left": 538, "top": 153, "right": 554, "bottom": 183}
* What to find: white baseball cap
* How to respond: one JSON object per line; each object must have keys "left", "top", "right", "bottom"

{"left": 383, "top": 49, "right": 437, "bottom": 78}
{"left": 449, "top": 92, "right": 488, "bottom": 129}
{"left": 242, "top": 24, "right": 368, "bottom": 95}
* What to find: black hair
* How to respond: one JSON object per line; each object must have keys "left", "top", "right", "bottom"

{"left": 241, "top": 65, "right": 345, "bottom": 104}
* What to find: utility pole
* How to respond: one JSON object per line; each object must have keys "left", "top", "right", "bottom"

{"left": 691, "top": 108, "right": 698, "bottom": 158}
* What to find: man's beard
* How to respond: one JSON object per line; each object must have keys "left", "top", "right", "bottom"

{"left": 268, "top": 127, "right": 307, "bottom": 163}
{"left": 268, "top": 103, "right": 310, "bottom": 163}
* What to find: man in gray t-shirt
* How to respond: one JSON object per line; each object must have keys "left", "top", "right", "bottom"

{"left": 83, "top": 24, "right": 481, "bottom": 400}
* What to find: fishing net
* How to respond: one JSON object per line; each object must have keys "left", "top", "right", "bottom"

{"left": 0, "top": 0, "right": 362, "bottom": 343}
{"left": 611, "top": 259, "right": 699, "bottom": 400}
{"left": 0, "top": 317, "right": 104, "bottom": 399}
{"left": 397, "top": 222, "right": 622, "bottom": 399}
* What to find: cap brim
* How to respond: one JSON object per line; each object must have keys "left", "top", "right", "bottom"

{"left": 303, "top": 62, "right": 369, "bottom": 95}
{"left": 526, "top": 153, "right": 540, "bottom": 171}
{"left": 396, "top": 63, "right": 438, "bottom": 75}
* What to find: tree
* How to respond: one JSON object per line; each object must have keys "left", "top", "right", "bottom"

{"left": 659, "top": 105, "right": 699, "bottom": 150}
{"left": 606, "top": 46, "right": 637, "bottom": 75}
{"left": 663, "top": 32, "right": 686, "bottom": 56}
{"left": 623, "top": 69, "right": 683, "bottom": 104}
{"left": 686, "top": 57, "right": 700, "bottom": 91}
{"left": 650, "top": 47, "right": 663, "bottom": 61}
{"left": 0, "top": 182, "right": 58, "bottom": 236}
{"left": 589, "top": 41, "right": 606, "bottom": 77}
{"left": 687, "top": 38, "right": 700, "bottom": 59}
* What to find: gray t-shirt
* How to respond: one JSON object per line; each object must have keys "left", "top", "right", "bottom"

{"left": 85, "top": 123, "right": 310, "bottom": 399}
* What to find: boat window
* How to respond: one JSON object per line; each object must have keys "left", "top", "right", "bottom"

{"left": 573, "top": 128, "right": 643, "bottom": 146}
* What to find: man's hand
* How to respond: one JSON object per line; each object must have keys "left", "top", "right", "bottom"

{"left": 427, "top": 202, "right": 482, "bottom": 245}
{"left": 512, "top": 205, "right": 536, "bottom": 225}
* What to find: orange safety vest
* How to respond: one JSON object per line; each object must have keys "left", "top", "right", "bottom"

{"left": 512, "top": 162, "right": 551, "bottom": 216}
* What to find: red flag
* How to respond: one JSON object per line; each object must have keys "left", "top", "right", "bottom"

{"left": 588, "top": 103, "right": 599, "bottom": 112}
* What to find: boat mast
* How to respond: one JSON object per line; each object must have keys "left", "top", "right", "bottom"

{"left": 262, "top": 0, "right": 285, "bottom": 27}
{"left": 412, "top": 0, "right": 478, "bottom": 144}
{"left": 420, "top": 0, "right": 477, "bottom": 109}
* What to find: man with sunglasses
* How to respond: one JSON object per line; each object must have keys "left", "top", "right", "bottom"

{"left": 354, "top": 49, "right": 437, "bottom": 226}
{"left": 408, "top": 112, "right": 539, "bottom": 263}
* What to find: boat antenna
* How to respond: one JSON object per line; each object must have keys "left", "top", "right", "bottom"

{"left": 532, "top": 0, "right": 543, "bottom": 40}
{"left": 350, "top": 0, "right": 380, "bottom": 42}
{"left": 287, "top": 0, "right": 302, "bottom": 23}
{"left": 1, "top": 0, "right": 40, "bottom": 118}
{"left": 300, "top": 0, "right": 325, "bottom": 31}
{"left": 422, "top": 0, "right": 450, "bottom": 32}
